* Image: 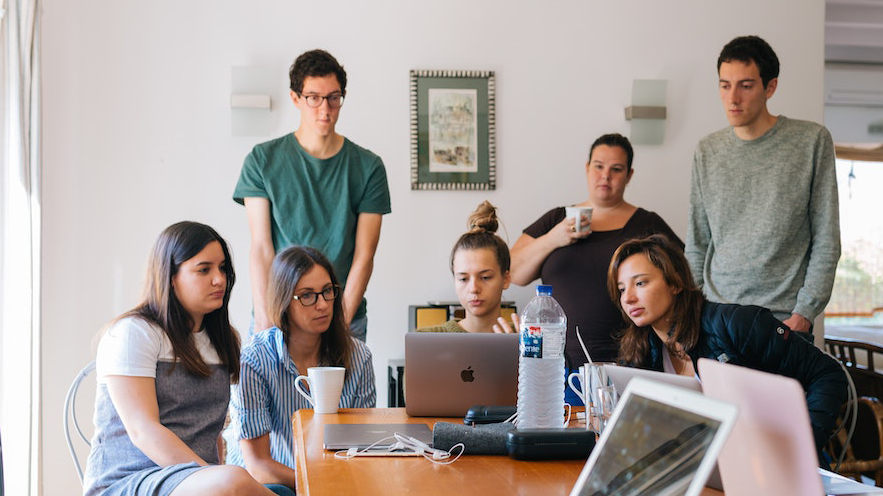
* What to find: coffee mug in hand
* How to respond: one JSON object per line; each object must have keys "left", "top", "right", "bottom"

{"left": 564, "top": 206, "right": 593, "bottom": 233}
{"left": 294, "top": 366, "right": 345, "bottom": 414}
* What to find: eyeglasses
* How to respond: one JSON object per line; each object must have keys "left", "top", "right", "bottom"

{"left": 292, "top": 285, "right": 340, "bottom": 306}
{"left": 300, "top": 92, "right": 345, "bottom": 109}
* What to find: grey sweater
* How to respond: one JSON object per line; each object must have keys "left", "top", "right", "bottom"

{"left": 686, "top": 116, "right": 841, "bottom": 321}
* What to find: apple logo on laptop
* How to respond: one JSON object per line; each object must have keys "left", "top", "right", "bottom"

{"left": 461, "top": 366, "right": 475, "bottom": 382}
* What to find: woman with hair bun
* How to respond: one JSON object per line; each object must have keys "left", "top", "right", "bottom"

{"left": 418, "top": 201, "right": 514, "bottom": 333}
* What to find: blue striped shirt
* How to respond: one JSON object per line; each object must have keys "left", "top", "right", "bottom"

{"left": 227, "top": 326, "right": 376, "bottom": 468}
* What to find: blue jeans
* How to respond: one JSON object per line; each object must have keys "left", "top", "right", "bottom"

{"left": 265, "top": 483, "right": 296, "bottom": 496}
{"left": 350, "top": 314, "right": 367, "bottom": 342}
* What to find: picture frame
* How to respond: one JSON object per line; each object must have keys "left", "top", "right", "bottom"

{"left": 410, "top": 70, "right": 496, "bottom": 190}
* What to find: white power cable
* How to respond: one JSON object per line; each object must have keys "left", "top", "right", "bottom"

{"left": 820, "top": 347, "right": 858, "bottom": 472}
{"left": 334, "top": 433, "right": 465, "bottom": 465}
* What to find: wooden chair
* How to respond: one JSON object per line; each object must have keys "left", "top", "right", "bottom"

{"left": 825, "top": 337, "right": 883, "bottom": 400}
{"left": 828, "top": 396, "right": 883, "bottom": 486}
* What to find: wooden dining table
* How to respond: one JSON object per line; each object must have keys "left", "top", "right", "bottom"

{"left": 291, "top": 407, "right": 725, "bottom": 495}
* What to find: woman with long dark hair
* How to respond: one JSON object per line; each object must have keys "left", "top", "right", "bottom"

{"left": 608, "top": 234, "right": 846, "bottom": 457}
{"left": 228, "top": 246, "right": 375, "bottom": 494}
{"left": 84, "top": 221, "right": 273, "bottom": 496}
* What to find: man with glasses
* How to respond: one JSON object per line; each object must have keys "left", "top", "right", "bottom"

{"left": 233, "top": 49, "right": 391, "bottom": 343}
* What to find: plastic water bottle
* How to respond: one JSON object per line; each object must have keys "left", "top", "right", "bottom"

{"left": 517, "top": 285, "right": 567, "bottom": 429}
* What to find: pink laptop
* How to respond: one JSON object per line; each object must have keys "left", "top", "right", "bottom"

{"left": 698, "top": 358, "right": 824, "bottom": 496}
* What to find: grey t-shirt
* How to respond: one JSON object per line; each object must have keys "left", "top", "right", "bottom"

{"left": 686, "top": 116, "right": 841, "bottom": 321}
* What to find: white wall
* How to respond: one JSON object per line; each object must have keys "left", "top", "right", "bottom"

{"left": 39, "top": 1, "right": 825, "bottom": 493}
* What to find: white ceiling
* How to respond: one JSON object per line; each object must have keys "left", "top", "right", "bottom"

{"left": 826, "top": 0, "right": 883, "bottom": 63}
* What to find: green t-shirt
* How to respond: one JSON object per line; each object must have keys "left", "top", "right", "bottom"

{"left": 415, "top": 319, "right": 466, "bottom": 333}
{"left": 233, "top": 134, "right": 392, "bottom": 319}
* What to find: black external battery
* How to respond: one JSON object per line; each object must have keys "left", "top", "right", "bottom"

{"left": 463, "top": 405, "right": 517, "bottom": 425}
{"left": 505, "top": 428, "right": 596, "bottom": 460}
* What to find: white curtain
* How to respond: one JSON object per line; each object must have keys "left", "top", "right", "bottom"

{"left": 1, "top": 0, "right": 42, "bottom": 495}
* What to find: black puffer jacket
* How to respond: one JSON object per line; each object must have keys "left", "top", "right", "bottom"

{"left": 644, "top": 301, "right": 847, "bottom": 451}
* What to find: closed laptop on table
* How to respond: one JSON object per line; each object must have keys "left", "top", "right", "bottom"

{"left": 323, "top": 423, "right": 432, "bottom": 450}
{"left": 405, "top": 332, "right": 518, "bottom": 417}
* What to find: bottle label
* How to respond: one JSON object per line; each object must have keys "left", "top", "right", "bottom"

{"left": 521, "top": 325, "right": 543, "bottom": 358}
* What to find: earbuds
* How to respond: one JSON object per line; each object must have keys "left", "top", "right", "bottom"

{"left": 334, "top": 432, "right": 464, "bottom": 465}
{"left": 393, "top": 433, "right": 450, "bottom": 460}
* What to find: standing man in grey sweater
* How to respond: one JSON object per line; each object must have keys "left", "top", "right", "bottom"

{"left": 686, "top": 35, "right": 840, "bottom": 334}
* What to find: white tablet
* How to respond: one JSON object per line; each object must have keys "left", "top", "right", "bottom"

{"left": 569, "top": 377, "right": 737, "bottom": 496}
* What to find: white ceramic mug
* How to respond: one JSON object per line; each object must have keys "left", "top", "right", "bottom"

{"left": 564, "top": 206, "right": 593, "bottom": 233}
{"left": 294, "top": 366, "right": 345, "bottom": 414}
{"left": 568, "top": 363, "right": 614, "bottom": 428}
{"left": 567, "top": 364, "right": 591, "bottom": 405}
{"left": 568, "top": 363, "right": 612, "bottom": 403}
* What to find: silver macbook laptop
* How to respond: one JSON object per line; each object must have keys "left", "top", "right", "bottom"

{"left": 605, "top": 365, "right": 703, "bottom": 394}
{"left": 569, "top": 377, "right": 738, "bottom": 496}
{"left": 323, "top": 423, "right": 433, "bottom": 450}
{"left": 405, "top": 332, "right": 518, "bottom": 417}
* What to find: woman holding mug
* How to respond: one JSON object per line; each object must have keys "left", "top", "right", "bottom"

{"left": 608, "top": 234, "right": 846, "bottom": 456}
{"left": 510, "top": 133, "right": 682, "bottom": 402}
{"left": 228, "top": 246, "right": 375, "bottom": 494}
{"left": 83, "top": 221, "right": 273, "bottom": 496}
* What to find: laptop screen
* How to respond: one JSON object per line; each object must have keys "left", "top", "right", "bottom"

{"left": 570, "top": 377, "right": 736, "bottom": 496}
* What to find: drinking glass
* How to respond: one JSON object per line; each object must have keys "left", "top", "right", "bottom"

{"left": 595, "top": 385, "right": 618, "bottom": 434}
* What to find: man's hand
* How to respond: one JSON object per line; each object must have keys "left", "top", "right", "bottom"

{"left": 782, "top": 313, "right": 812, "bottom": 332}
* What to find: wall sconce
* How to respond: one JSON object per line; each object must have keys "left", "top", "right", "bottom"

{"left": 624, "top": 79, "right": 667, "bottom": 145}
{"left": 231, "top": 66, "right": 273, "bottom": 137}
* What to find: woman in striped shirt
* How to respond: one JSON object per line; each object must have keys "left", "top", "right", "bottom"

{"left": 229, "top": 246, "right": 376, "bottom": 493}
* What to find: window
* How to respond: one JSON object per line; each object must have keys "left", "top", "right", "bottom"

{"left": 826, "top": 158, "right": 883, "bottom": 325}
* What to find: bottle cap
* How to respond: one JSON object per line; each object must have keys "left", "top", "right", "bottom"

{"left": 536, "top": 285, "right": 553, "bottom": 296}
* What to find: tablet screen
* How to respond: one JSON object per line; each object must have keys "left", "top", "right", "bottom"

{"left": 575, "top": 395, "right": 722, "bottom": 496}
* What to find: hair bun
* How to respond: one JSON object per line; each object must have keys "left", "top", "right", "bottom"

{"left": 467, "top": 201, "right": 499, "bottom": 234}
